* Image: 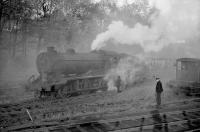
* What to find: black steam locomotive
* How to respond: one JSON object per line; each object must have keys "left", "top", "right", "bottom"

{"left": 30, "top": 47, "right": 126, "bottom": 97}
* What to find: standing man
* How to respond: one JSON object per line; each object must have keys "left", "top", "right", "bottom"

{"left": 155, "top": 78, "right": 163, "bottom": 107}
{"left": 116, "top": 76, "right": 122, "bottom": 93}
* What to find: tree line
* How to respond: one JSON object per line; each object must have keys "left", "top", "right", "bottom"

{"left": 0, "top": 0, "right": 151, "bottom": 57}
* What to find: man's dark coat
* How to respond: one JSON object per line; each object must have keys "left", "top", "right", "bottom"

{"left": 156, "top": 80, "right": 163, "bottom": 93}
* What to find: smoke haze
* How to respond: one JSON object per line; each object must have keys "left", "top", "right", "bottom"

{"left": 91, "top": 0, "right": 200, "bottom": 54}
{"left": 105, "top": 56, "right": 150, "bottom": 91}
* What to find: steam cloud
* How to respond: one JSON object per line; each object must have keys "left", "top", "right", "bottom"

{"left": 105, "top": 56, "right": 149, "bottom": 91}
{"left": 91, "top": 0, "right": 200, "bottom": 52}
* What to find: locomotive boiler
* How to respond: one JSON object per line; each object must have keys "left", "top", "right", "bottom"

{"left": 31, "top": 47, "right": 126, "bottom": 97}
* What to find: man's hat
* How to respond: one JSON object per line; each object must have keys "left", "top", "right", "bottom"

{"left": 156, "top": 77, "right": 160, "bottom": 80}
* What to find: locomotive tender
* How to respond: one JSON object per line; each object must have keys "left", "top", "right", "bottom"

{"left": 32, "top": 47, "right": 126, "bottom": 97}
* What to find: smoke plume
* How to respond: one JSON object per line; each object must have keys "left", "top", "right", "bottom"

{"left": 91, "top": 0, "right": 200, "bottom": 52}
{"left": 104, "top": 56, "right": 149, "bottom": 91}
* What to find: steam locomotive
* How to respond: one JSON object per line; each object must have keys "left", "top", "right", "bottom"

{"left": 30, "top": 47, "right": 126, "bottom": 97}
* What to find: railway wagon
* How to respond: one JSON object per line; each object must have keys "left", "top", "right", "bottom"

{"left": 169, "top": 58, "right": 200, "bottom": 96}
{"left": 176, "top": 58, "right": 200, "bottom": 82}
{"left": 31, "top": 47, "right": 126, "bottom": 97}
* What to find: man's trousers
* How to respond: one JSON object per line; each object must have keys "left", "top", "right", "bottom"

{"left": 156, "top": 92, "right": 161, "bottom": 106}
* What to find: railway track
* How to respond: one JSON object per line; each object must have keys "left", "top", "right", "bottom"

{"left": 2, "top": 98, "right": 200, "bottom": 132}
{"left": 4, "top": 106, "right": 200, "bottom": 132}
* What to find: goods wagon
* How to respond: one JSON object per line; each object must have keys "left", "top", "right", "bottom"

{"left": 168, "top": 58, "right": 200, "bottom": 96}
